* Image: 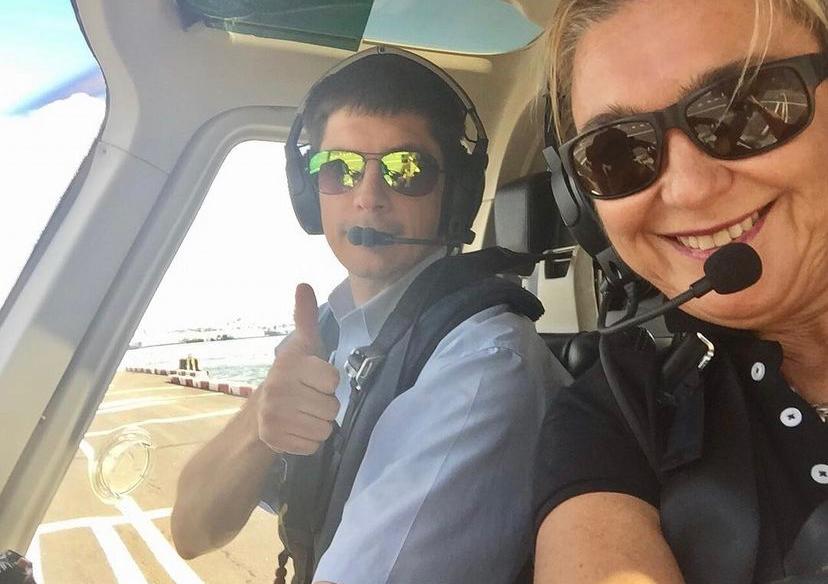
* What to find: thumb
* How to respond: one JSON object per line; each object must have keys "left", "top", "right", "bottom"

{"left": 293, "top": 283, "right": 322, "bottom": 355}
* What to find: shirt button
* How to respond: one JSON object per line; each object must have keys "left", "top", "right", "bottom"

{"left": 780, "top": 407, "right": 803, "bottom": 427}
{"left": 750, "top": 362, "right": 766, "bottom": 381}
{"left": 812, "top": 464, "right": 828, "bottom": 485}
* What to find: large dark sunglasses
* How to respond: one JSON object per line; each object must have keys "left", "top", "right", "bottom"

{"left": 560, "top": 52, "right": 828, "bottom": 200}
{"left": 308, "top": 149, "right": 442, "bottom": 197}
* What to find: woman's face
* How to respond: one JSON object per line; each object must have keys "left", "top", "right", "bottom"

{"left": 570, "top": 0, "right": 828, "bottom": 330}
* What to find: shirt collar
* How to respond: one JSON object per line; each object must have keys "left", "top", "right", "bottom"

{"left": 328, "top": 249, "right": 448, "bottom": 341}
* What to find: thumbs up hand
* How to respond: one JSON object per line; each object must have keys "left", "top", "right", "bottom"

{"left": 291, "top": 282, "right": 324, "bottom": 357}
{"left": 255, "top": 284, "right": 340, "bottom": 455}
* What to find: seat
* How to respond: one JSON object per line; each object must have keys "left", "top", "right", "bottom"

{"left": 493, "top": 171, "right": 599, "bottom": 378}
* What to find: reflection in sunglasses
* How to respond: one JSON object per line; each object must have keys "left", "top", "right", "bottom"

{"left": 309, "top": 150, "right": 441, "bottom": 197}
{"left": 562, "top": 54, "right": 827, "bottom": 199}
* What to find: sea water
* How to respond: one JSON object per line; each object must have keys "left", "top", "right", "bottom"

{"left": 120, "top": 335, "right": 286, "bottom": 386}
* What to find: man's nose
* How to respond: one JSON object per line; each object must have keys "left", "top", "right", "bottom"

{"left": 658, "top": 130, "right": 734, "bottom": 209}
{"left": 352, "top": 159, "right": 390, "bottom": 210}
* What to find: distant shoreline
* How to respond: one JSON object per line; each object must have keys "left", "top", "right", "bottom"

{"left": 128, "top": 333, "right": 287, "bottom": 351}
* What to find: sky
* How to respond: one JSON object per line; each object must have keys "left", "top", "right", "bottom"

{"left": 1, "top": 0, "right": 346, "bottom": 340}
{"left": 0, "top": 2, "right": 99, "bottom": 114}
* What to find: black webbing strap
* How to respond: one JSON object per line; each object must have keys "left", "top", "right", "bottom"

{"left": 276, "top": 247, "right": 544, "bottom": 583}
{"left": 398, "top": 277, "right": 543, "bottom": 393}
{"left": 345, "top": 246, "right": 540, "bottom": 393}
{"left": 660, "top": 356, "right": 759, "bottom": 584}
{"left": 313, "top": 248, "right": 544, "bottom": 570}
{"left": 602, "top": 329, "right": 761, "bottom": 583}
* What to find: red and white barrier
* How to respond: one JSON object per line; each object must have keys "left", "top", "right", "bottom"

{"left": 126, "top": 367, "right": 202, "bottom": 377}
{"left": 168, "top": 375, "right": 254, "bottom": 398}
{"left": 125, "top": 367, "right": 255, "bottom": 398}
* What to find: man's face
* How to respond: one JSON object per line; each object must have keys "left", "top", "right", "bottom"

{"left": 318, "top": 108, "right": 445, "bottom": 294}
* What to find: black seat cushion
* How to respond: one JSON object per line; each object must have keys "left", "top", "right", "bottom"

{"left": 541, "top": 331, "right": 600, "bottom": 379}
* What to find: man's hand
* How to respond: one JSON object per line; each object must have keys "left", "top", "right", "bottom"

{"left": 256, "top": 283, "right": 340, "bottom": 455}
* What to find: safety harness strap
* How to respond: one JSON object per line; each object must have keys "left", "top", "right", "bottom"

{"left": 277, "top": 247, "right": 544, "bottom": 584}
{"left": 602, "top": 331, "right": 760, "bottom": 584}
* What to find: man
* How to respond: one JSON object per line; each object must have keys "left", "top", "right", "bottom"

{"left": 171, "top": 47, "right": 566, "bottom": 584}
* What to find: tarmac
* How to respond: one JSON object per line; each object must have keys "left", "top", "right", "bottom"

{"left": 29, "top": 371, "right": 289, "bottom": 584}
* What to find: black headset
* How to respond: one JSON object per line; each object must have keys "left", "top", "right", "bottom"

{"left": 542, "top": 97, "right": 635, "bottom": 288}
{"left": 285, "top": 45, "right": 489, "bottom": 246}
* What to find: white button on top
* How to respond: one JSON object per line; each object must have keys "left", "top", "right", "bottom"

{"left": 751, "top": 362, "right": 766, "bottom": 381}
{"left": 780, "top": 407, "right": 803, "bottom": 428}
{"left": 811, "top": 464, "right": 828, "bottom": 485}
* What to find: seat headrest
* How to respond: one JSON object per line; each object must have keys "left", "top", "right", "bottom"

{"left": 494, "top": 172, "right": 573, "bottom": 254}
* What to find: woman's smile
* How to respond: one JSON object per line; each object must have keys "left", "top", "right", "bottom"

{"left": 662, "top": 201, "right": 773, "bottom": 259}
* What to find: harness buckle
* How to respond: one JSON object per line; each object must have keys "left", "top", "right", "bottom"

{"left": 695, "top": 333, "right": 715, "bottom": 370}
{"left": 345, "top": 348, "right": 384, "bottom": 392}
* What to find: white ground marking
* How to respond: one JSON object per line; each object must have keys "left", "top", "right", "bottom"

{"left": 91, "top": 524, "right": 149, "bottom": 583}
{"left": 96, "top": 392, "right": 223, "bottom": 415}
{"left": 25, "top": 531, "right": 42, "bottom": 584}
{"left": 76, "top": 440, "right": 204, "bottom": 583}
{"left": 84, "top": 408, "right": 239, "bottom": 438}
{"left": 104, "top": 385, "right": 175, "bottom": 397}
{"left": 116, "top": 497, "right": 203, "bottom": 584}
{"left": 78, "top": 438, "right": 96, "bottom": 461}
{"left": 36, "top": 507, "right": 171, "bottom": 534}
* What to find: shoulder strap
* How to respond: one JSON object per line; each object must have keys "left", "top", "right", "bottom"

{"left": 602, "top": 332, "right": 760, "bottom": 584}
{"left": 313, "top": 248, "right": 543, "bottom": 567}
{"left": 659, "top": 352, "right": 759, "bottom": 584}
{"left": 345, "top": 247, "right": 542, "bottom": 393}
{"left": 272, "top": 305, "right": 339, "bottom": 584}
{"left": 398, "top": 276, "right": 543, "bottom": 393}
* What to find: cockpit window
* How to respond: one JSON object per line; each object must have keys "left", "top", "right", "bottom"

{"left": 1, "top": 0, "right": 105, "bottom": 309}
{"left": 176, "top": 0, "right": 541, "bottom": 54}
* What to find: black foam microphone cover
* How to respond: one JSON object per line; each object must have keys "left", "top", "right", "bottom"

{"left": 347, "top": 226, "right": 397, "bottom": 246}
{"left": 703, "top": 242, "right": 763, "bottom": 294}
{"left": 347, "top": 226, "right": 364, "bottom": 245}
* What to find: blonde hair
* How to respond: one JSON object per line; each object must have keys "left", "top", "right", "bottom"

{"left": 545, "top": 0, "right": 828, "bottom": 143}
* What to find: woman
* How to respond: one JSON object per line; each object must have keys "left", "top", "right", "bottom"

{"left": 535, "top": 1, "right": 828, "bottom": 583}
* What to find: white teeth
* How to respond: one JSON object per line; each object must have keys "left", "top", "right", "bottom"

{"left": 698, "top": 235, "right": 716, "bottom": 250}
{"left": 712, "top": 230, "right": 732, "bottom": 246}
{"left": 675, "top": 211, "right": 760, "bottom": 251}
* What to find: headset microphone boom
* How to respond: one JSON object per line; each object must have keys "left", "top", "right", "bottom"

{"left": 598, "top": 242, "right": 763, "bottom": 335}
{"left": 346, "top": 226, "right": 445, "bottom": 247}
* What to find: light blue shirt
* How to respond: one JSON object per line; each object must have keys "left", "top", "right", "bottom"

{"left": 312, "top": 250, "right": 568, "bottom": 584}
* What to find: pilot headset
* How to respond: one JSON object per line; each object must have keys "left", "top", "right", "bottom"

{"left": 541, "top": 95, "right": 635, "bottom": 288}
{"left": 285, "top": 45, "right": 489, "bottom": 247}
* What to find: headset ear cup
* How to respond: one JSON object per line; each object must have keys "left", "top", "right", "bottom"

{"left": 441, "top": 146, "right": 487, "bottom": 244}
{"left": 543, "top": 146, "right": 635, "bottom": 285}
{"left": 286, "top": 46, "right": 489, "bottom": 242}
{"left": 286, "top": 144, "right": 323, "bottom": 235}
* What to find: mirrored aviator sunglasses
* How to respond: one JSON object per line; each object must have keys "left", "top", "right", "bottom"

{"left": 560, "top": 52, "right": 828, "bottom": 200}
{"left": 308, "top": 149, "right": 442, "bottom": 197}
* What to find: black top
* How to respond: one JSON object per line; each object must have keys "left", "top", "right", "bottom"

{"left": 536, "top": 316, "right": 828, "bottom": 583}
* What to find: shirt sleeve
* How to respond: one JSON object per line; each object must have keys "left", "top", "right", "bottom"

{"left": 313, "top": 307, "right": 554, "bottom": 584}
{"left": 535, "top": 360, "right": 661, "bottom": 527}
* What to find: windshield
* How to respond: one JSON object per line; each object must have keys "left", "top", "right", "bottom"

{"left": 177, "top": 0, "right": 541, "bottom": 53}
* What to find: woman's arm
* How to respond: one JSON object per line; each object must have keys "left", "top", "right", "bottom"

{"left": 535, "top": 492, "right": 685, "bottom": 584}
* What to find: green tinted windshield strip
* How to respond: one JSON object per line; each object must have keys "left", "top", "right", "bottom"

{"left": 176, "top": 1, "right": 374, "bottom": 51}
{"left": 363, "top": 1, "right": 541, "bottom": 55}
